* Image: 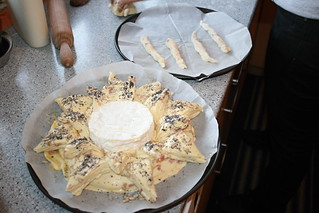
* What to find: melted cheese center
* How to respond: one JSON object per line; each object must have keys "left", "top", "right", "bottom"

{"left": 88, "top": 101, "right": 154, "bottom": 152}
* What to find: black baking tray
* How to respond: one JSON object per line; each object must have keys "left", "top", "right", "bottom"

{"left": 27, "top": 136, "right": 223, "bottom": 213}
{"left": 114, "top": 7, "right": 234, "bottom": 81}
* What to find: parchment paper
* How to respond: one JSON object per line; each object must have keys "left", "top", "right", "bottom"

{"left": 21, "top": 61, "right": 219, "bottom": 213}
{"left": 118, "top": 3, "right": 252, "bottom": 78}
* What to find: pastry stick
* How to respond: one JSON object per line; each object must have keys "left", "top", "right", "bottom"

{"left": 166, "top": 38, "right": 187, "bottom": 69}
{"left": 191, "top": 32, "right": 218, "bottom": 64}
{"left": 140, "top": 36, "right": 166, "bottom": 68}
{"left": 200, "top": 20, "right": 231, "bottom": 53}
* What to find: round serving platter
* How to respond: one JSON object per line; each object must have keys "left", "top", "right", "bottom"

{"left": 22, "top": 61, "right": 221, "bottom": 213}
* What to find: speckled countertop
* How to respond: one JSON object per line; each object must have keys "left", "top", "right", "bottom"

{"left": 0, "top": 0, "right": 257, "bottom": 212}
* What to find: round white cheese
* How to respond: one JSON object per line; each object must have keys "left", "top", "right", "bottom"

{"left": 88, "top": 101, "right": 154, "bottom": 152}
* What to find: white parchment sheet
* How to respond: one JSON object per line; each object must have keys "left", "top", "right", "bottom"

{"left": 21, "top": 61, "right": 219, "bottom": 213}
{"left": 118, "top": 3, "right": 252, "bottom": 78}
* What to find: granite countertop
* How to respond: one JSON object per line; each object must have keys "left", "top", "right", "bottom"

{"left": 0, "top": 0, "right": 258, "bottom": 212}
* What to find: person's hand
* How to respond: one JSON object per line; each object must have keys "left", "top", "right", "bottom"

{"left": 110, "top": 0, "right": 142, "bottom": 9}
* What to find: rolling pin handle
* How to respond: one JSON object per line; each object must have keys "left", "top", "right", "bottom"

{"left": 60, "top": 42, "right": 74, "bottom": 68}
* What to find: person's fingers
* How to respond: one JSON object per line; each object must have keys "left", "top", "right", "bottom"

{"left": 118, "top": 0, "right": 140, "bottom": 9}
{"left": 118, "top": 0, "right": 129, "bottom": 9}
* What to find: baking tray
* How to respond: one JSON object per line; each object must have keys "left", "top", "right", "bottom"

{"left": 114, "top": 7, "right": 235, "bottom": 81}
{"left": 23, "top": 61, "right": 221, "bottom": 213}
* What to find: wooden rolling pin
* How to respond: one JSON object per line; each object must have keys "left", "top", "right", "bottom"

{"left": 47, "top": 0, "right": 74, "bottom": 67}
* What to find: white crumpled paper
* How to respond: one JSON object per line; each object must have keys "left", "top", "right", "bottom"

{"left": 118, "top": 3, "right": 252, "bottom": 78}
{"left": 21, "top": 61, "right": 219, "bottom": 213}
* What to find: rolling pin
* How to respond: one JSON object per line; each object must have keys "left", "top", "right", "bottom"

{"left": 47, "top": 0, "right": 74, "bottom": 67}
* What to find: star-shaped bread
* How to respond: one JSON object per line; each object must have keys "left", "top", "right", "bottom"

{"left": 34, "top": 72, "right": 207, "bottom": 203}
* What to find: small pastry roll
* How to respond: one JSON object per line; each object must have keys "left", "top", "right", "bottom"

{"left": 165, "top": 38, "right": 187, "bottom": 69}
{"left": 55, "top": 94, "right": 92, "bottom": 115}
{"left": 33, "top": 122, "right": 79, "bottom": 153}
{"left": 125, "top": 158, "right": 157, "bottom": 203}
{"left": 167, "top": 100, "right": 203, "bottom": 120}
{"left": 191, "top": 32, "right": 218, "bottom": 64}
{"left": 200, "top": 20, "right": 231, "bottom": 53}
{"left": 143, "top": 88, "right": 170, "bottom": 124}
{"left": 143, "top": 130, "right": 206, "bottom": 164}
{"left": 140, "top": 36, "right": 166, "bottom": 68}
{"left": 66, "top": 156, "right": 111, "bottom": 196}
{"left": 135, "top": 81, "right": 162, "bottom": 104}
{"left": 154, "top": 114, "right": 191, "bottom": 142}
{"left": 58, "top": 111, "right": 90, "bottom": 138}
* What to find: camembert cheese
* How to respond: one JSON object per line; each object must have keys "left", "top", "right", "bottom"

{"left": 88, "top": 101, "right": 154, "bottom": 152}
